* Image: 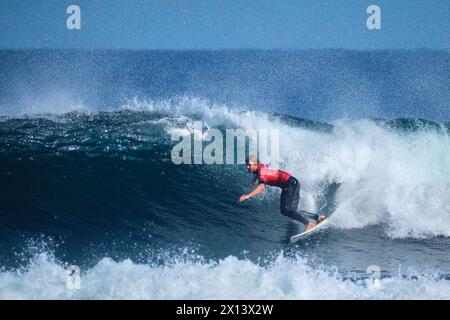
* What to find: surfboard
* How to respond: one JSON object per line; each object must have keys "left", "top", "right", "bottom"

{"left": 290, "top": 216, "right": 332, "bottom": 243}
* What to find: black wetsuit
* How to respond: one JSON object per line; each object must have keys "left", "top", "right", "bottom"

{"left": 255, "top": 164, "right": 317, "bottom": 225}
{"left": 280, "top": 177, "right": 318, "bottom": 225}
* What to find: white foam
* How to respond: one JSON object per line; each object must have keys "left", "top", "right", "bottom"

{"left": 1, "top": 252, "right": 449, "bottom": 300}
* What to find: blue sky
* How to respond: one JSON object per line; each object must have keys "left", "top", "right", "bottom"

{"left": 0, "top": 0, "right": 449, "bottom": 49}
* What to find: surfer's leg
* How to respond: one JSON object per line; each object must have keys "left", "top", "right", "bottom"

{"left": 298, "top": 209, "right": 326, "bottom": 222}
{"left": 280, "top": 178, "right": 311, "bottom": 225}
{"left": 299, "top": 210, "right": 319, "bottom": 219}
{"left": 295, "top": 183, "right": 327, "bottom": 222}
{"left": 281, "top": 207, "right": 310, "bottom": 225}
{"left": 291, "top": 181, "right": 317, "bottom": 220}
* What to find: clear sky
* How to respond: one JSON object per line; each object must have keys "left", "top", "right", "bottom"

{"left": 0, "top": 0, "right": 449, "bottom": 50}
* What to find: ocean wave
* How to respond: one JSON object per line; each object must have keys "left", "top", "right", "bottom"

{"left": 1, "top": 97, "right": 450, "bottom": 239}
{"left": 1, "top": 251, "right": 449, "bottom": 300}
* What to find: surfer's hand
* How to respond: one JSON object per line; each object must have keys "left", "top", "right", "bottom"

{"left": 239, "top": 194, "right": 250, "bottom": 202}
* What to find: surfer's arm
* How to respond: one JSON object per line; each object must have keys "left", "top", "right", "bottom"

{"left": 239, "top": 183, "right": 266, "bottom": 202}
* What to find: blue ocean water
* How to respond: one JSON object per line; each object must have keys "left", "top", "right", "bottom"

{"left": 0, "top": 50, "right": 450, "bottom": 299}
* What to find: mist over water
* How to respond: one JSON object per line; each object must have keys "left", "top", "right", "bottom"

{"left": 1, "top": 49, "right": 449, "bottom": 120}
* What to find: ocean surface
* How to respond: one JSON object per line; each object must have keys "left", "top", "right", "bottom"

{"left": 0, "top": 49, "right": 450, "bottom": 299}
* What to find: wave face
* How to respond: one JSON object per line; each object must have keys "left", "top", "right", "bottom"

{"left": 1, "top": 50, "right": 450, "bottom": 299}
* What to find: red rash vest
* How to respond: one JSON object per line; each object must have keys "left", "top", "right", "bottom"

{"left": 256, "top": 164, "right": 292, "bottom": 188}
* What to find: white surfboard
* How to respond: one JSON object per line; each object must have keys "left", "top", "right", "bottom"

{"left": 290, "top": 216, "right": 332, "bottom": 243}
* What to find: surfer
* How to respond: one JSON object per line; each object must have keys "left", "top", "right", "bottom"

{"left": 239, "top": 155, "right": 326, "bottom": 232}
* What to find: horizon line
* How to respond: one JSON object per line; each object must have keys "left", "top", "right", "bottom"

{"left": 1, "top": 47, "right": 449, "bottom": 52}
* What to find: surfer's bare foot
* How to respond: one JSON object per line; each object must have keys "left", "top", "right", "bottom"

{"left": 317, "top": 215, "right": 327, "bottom": 223}
{"left": 304, "top": 221, "right": 316, "bottom": 232}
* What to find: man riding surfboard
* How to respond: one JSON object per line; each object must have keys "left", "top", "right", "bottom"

{"left": 239, "top": 154, "right": 326, "bottom": 232}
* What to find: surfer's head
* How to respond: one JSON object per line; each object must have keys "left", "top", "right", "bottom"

{"left": 245, "top": 154, "right": 259, "bottom": 173}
